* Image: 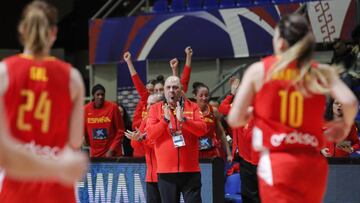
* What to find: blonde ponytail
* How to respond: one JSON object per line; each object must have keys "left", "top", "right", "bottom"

{"left": 18, "top": 1, "right": 57, "bottom": 56}
{"left": 267, "top": 14, "right": 332, "bottom": 96}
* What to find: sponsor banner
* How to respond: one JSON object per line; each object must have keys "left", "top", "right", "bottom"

{"left": 76, "top": 162, "right": 213, "bottom": 203}
{"left": 89, "top": 0, "right": 355, "bottom": 64}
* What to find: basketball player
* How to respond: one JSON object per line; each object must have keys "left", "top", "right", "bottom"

{"left": 0, "top": 1, "right": 88, "bottom": 202}
{"left": 228, "top": 14, "right": 358, "bottom": 203}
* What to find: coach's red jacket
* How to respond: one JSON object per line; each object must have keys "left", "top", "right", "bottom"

{"left": 146, "top": 99, "right": 207, "bottom": 173}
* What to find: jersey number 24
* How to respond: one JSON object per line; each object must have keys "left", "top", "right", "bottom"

{"left": 17, "top": 89, "right": 51, "bottom": 133}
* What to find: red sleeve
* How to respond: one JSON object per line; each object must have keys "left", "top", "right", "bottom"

{"left": 180, "top": 65, "right": 191, "bottom": 93}
{"left": 349, "top": 124, "right": 360, "bottom": 151}
{"left": 132, "top": 74, "right": 149, "bottom": 99}
{"left": 132, "top": 74, "right": 149, "bottom": 130}
{"left": 182, "top": 102, "right": 208, "bottom": 137}
{"left": 83, "top": 106, "right": 90, "bottom": 145}
{"left": 110, "top": 104, "right": 125, "bottom": 152}
{"left": 131, "top": 139, "right": 144, "bottom": 151}
{"left": 132, "top": 101, "right": 146, "bottom": 130}
{"left": 146, "top": 104, "right": 168, "bottom": 141}
{"left": 218, "top": 94, "right": 234, "bottom": 115}
{"left": 138, "top": 117, "right": 147, "bottom": 133}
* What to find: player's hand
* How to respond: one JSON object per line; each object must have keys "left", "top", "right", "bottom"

{"left": 170, "top": 58, "right": 179, "bottom": 76}
{"left": 123, "top": 52, "right": 131, "bottom": 62}
{"left": 125, "top": 129, "right": 145, "bottom": 141}
{"left": 176, "top": 101, "right": 184, "bottom": 122}
{"left": 230, "top": 77, "right": 240, "bottom": 95}
{"left": 336, "top": 143, "right": 353, "bottom": 153}
{"left": 185, "top": 46, "right": 193, "bottom": 56}
{"left": 105, "top": 150, "right": 115, "bottom": 158}
{"left": 226, "top": 154, "right": 233, "bottom": 163}
{"left": 57, "top": 147, "right": 88, "bottom": 186}
{"left": 162, "top": 103, "right": 171, "bottom": 121}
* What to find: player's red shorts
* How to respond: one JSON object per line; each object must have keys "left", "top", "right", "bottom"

{"left": 257, "top": 150, "right": 328, "bottom": 203}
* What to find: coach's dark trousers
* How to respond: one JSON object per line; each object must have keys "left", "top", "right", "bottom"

{"left": 158, "top": 172, "right": 202, "bottom": 203}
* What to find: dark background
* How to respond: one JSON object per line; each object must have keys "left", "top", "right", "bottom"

{"left": 0, "top": 0, "right": 140, "bottom": 51}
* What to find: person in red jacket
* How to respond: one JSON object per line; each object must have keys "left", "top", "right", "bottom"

{"left": 219, "top": 78, "right": 260, "bottom": 203}
{"left": 84, "top": 84, "right": 125, "bottom": 157}
{"left": 192, "top": 82, "right": 232, "bottom": 162}
{"left": 0, "top": 1, "right": 88, "bottom": 202}
{"left": 219, "top": 77, "right": 241, "bottom": 158}
{"left": 321, "top": 100, "right": 360, "bottom": 157}
{"left": 228, "top": 14, "right": 358, "bottom": 203}
{"left": 125, "top": 93, "right": 164, "bottom": 203}
{"left": 146, "top": 76, "right": 207, "bottom": 203}
{"left": 123, "top": 48, "right": 193, "bottom": 157}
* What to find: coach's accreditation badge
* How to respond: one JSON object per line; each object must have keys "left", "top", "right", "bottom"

{"left": 172, "top": 131, "right": 185, "bottom": 148}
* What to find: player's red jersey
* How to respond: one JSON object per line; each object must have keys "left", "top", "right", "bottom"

{"left": 199, "top": 105, "right": 221, "bottom": 158}
{"left": 84, "top": 100, "right": 124, "bottom": 157}
{"left": 253, "top": 55, "right": 328, "bottom": 203}
{"left": 253, "top": 55, "right": 326, "bottom": 153}
{"left": 0, "top": 54, "right": 75, "bottom": 203}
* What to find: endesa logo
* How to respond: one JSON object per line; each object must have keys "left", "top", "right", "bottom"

{"left": 22, "top": 141, "right": 61, "bottom": 160}
{"left": 87, "top": 116, "right": 111, "bottom": 124}
{"left": 270, "top": 132, "right": 319, "bottom": 147}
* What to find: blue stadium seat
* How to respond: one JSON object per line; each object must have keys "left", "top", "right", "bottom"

{"left": 171, "top": 0, "right": 186, "bottom": 12}
{"left": 237, "top": 0, "right": 253, "bottom": 6}
{"left": 271, "top": 0, "right": 288, "bottom": 3}
{"left": 203, "top": 0, "right": 219, "bottom": 9}
{"left": 225, "top": 194, "right": 242, "bottom": 203}
{"left": 253, "top": 0, "right": 270, "bottom": 5}
{"left": 153, "top": 0, "right": 168, "bottom": 13}
{"left": 220, "top": 0, "right": 236, "bottom": 8}
{"left": 350, "top": 150, "right": 360, "bottom": 158}
{"left": 188, "top": 0, "right": 202, "bottom": 10}
{"left": 225, "top": 173, "right": 242, "bottom": 203}
{"left": 225, "top": 173, "right": 241, "bottom": 195}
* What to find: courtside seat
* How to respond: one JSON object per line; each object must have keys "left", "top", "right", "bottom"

{"left": 237, "top": 0, "right": 253, "bottom": 7}
{"left": 171, "top": 0, "right": 186, "bottom": 12}
{"left": 220, "top": 0, "right": 236, "bottom": 8}
{"left": 225, "top": 194, "right": 242, "bottom": 203}
{"left": 253, "top": 0, "right": 270, "bottom": 5}
{"left": 187, "top": 0, "right": 202, "bottom": 10}
{"left": 203, "top": 0, "right": 219, "bottom": 9}
{"left": 271, "top": 0, "right": 288, "bottom": 3}
{"left": 225, "top": 173, "right": 242, "bottom": 203}
{"left": 153, "top": 0, "right": 168, "bottom": 13}
{"left": 272, "top": 0, "right": 307, "bottom": 3}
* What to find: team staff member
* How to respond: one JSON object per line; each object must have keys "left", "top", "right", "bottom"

{"left": 146, "top": 76, "right": 207, "bottom": 203}
{"left": 123, "top": 48, "right": 193, "bottom": 156}
{"left": 0, "top": 1, "right": 88, "bottom": 202}
{"left": 219, "top": 78, "right": 260, "bottom": 203}
{"left": 125, "top": 94, "right": 164, "bottom": 203}
{"left": 219, "top": 78, "right": 240, "bottom": 158}
{"left": 84, "top": 84, "right": 125, "bottom": 157}
{"left": 192, "top": 82, "right": 232, "bottom": 162}
{"left": 321, "top": 100, "right": 360, "bottom": 157}
{"left": 124, "top": 47, "right": 193, "bottom": 129}
{"left": 228, "top": 14, "right": 358, "bottom": 203}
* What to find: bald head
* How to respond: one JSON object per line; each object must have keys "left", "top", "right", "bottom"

{"left": 164, "top": 76, "right": 182, "bottom": 107}
{"left": 165, "top": 76, "right": 181, "bottom": 87}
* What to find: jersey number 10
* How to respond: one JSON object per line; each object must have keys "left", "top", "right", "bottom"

{"left": 278, "top": 90, "right": 303, "bottom": 128}
{"left": 17, "top": 90, "right": 52, "bottom": 133}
